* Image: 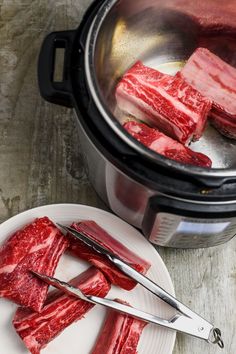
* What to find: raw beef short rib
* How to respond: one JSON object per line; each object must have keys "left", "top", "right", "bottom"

{"left": 13, "top": 267, "right": 110, "bottom": 354}
{"left": 180, "top": 47, "right": 236, "bottom": 139}
{"left": 68, "top": 220, "right": 151, "bottom": 290}
{"left": 0, "top": 217, "right": 69, "bottom": 312}
{"left": 210, "top": 111, "right": 236, "bottom": 139}
{"left": 91, "top": 299, "right": 147, "bottom": 354}
{"left": 166, "top": 0, "right": 236, "bottom": 34}
{"left": 124, "top": 121, "right": 212, "bottom": 168}
{"left": 116, "top": 61, "right": 211, "bottom": 144}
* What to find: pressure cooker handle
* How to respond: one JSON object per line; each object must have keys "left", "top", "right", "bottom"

{"left": 38, "top": 30, "right": 76, "bottom": 108}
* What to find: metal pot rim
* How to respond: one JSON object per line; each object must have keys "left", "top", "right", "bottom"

{"left": 84, "top": 0, "right": 236, "bottom": 180}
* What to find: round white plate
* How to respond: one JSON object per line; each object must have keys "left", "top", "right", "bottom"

{"left": 0, "top": 204, "right": 176, "bottom": 354}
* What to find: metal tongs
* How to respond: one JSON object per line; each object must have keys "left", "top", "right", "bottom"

{"left": 33, "top": 224, "right": 224, "bottom": 348}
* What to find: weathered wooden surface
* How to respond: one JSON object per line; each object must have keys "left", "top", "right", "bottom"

{"left": 0, "top": 1, "right": 235, "bottom": 353}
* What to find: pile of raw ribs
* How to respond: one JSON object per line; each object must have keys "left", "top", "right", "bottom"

{"left": 117, "top": 48, "right": 236, "bottom": 168}
{"left": 0, "top": 217, "right": 151, "bottom": 353}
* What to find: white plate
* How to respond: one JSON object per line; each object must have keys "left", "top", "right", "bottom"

{"left": 0, "top": 204, "right": 176, "bottom": 354}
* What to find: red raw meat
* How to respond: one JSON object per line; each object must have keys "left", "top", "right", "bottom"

{"left": 68, "top": 220, "right": 150, "bottom": 290}
{"left": 121, "top": 1, "right": 236, "bottom": 34}
{"left": 116, "top": 61, "right": 211, "bottom": 144}
{"left": 210, "top": 111, "right": 236, "bottom": 140}
{"left": 0, "top": 217, "right": 68, "bottom": 312}
{"left": 91, "top": 299, "right": 147, "bottom": 354}
{"left": 166, "top": 0, "right": 236, "bottom": 34}
{"left": 13, "top": 267, "right": 110, "bottom": 354}
{"left": 180, "top": 47, "right": 236, "bottom": 139}
{"left": 124, "top": 121, "right": 212, "bottom": 168}
{"left": 198, "top": 35, "right": 236, "bottom": 68}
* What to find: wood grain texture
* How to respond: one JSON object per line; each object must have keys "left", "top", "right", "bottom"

{"left": 0, "top": 1, "right": 235, "bottom": 353}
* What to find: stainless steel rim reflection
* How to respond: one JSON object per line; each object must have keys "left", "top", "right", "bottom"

{"left": 85, "top": 0, "right": 236, "bottom": 179}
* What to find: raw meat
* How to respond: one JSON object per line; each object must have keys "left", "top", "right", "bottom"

{"left": 0, "top": 217, "right": 69, "bottom": 312}
{"left": 68, "top": 220, "right": 151, "bottom": 290}
{"left": 121, "top": 1, "right": 236, "bottom": 34}
{"left": 180, "top": 47, "right": 236, "bottom": 139}
{"left": 91, "top": 299, "right": 147, "bottom": 354}
{"left": 166, "top": 0, "right": 236, "bottom": 34}
{"left": 198, "top": 35, "right": 236, "bottom": 68}
{"left": 116, "top": 61, "right": 211, "bottom": 144}
{"left": 13, "top": 267, "right": 110, "bottom": 354}
{"left": 210, "top": 111, "right": 236, "bottom": 140}
{"left": 124, "top": 121, "right": 212, "bottom": 168}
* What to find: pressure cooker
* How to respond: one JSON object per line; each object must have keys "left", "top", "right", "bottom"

{"left": 38, "top": 0, "right": 236, "bottom": 248}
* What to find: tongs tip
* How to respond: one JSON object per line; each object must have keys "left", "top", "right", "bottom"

{"left": 56, "top": 223, "right": 68, "bottom": 232}
{"left": 31, "top": 270, "right": 51, "bottom": 282}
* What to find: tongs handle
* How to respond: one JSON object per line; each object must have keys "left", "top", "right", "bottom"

{"left": 112, "top": 257, "right": 196, "bottom": 318}
{"left": 59, "top": 224, "right": 223, "bottom": 347}
{"left": 88, "top": 294, "right": 206, "bottom": 339}
{"left": 92, "top": 294, "right": 223, "bottom": 347}
{"left": 109, "top": 256, "right": 214, "bottom": 341}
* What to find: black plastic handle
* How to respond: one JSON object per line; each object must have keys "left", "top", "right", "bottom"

{"left": 38, "top": 30, "right": 76, "bottom": 108}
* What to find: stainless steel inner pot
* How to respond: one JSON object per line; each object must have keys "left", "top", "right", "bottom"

{"left": 85, "top": 0, "right": 236, "bottom": 174}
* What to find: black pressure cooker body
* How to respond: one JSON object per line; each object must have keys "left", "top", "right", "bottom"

{"left": 38, "top": 0, "right": 236, "bottom": 248}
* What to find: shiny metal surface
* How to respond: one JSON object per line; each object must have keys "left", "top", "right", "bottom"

{"left": 75, "top": 111, "right": 109, "bottom": 206}
{"left": 149, "top": 212, "right": 236, "bottom": 248}
{"left": 31, "top": 271, "right": 89, "bottom": 302}
{"left": 74, "top": 110, "right": 149, "bottom": 229}
{"left": 36, "top": 226, "right": 221, "bottom": 345}
{"left": 74, "top": 112, "right": 236, "bottom": 248}
{"left": 57, "top": 223, "right": 120, "bottom": 259}
{"left": 85, "top": 0, "right": 236, "bottom": 174}
{"left": 32, "top": 271, "right": 214, "bottom": 341}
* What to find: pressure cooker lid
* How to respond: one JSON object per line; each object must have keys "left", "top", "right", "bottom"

{"left": 84, "top": 0, "right": 236, "bottom": 181}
